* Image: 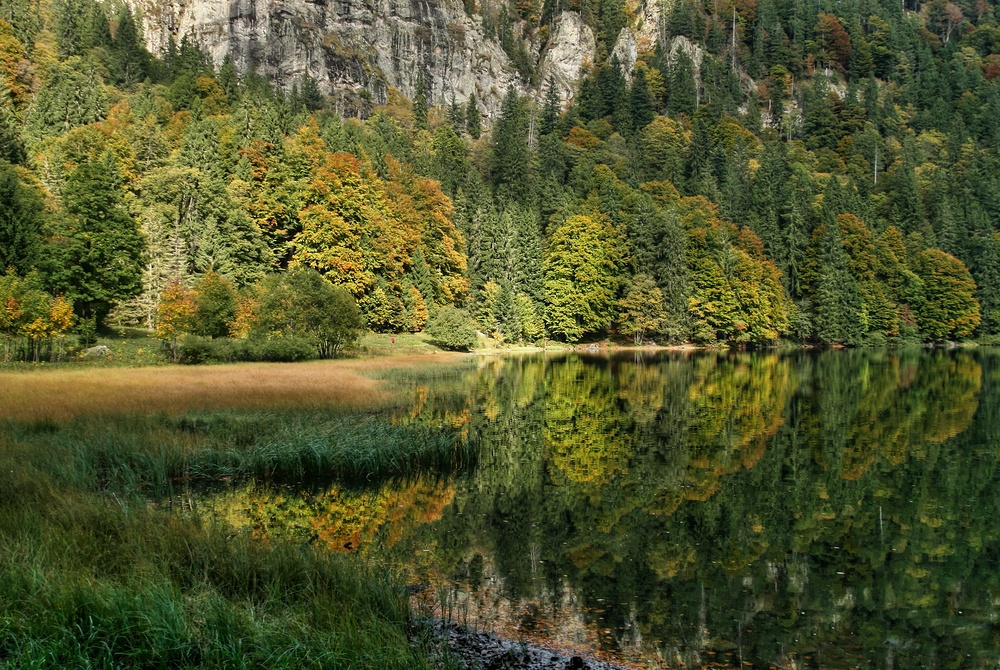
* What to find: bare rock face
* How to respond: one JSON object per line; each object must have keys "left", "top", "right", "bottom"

{"left": 667, "top": 34, "right": 704, "bottom": 79}
{"left": 126, "top": 0, "right": 525, "bottom": 117}
{"left": 633, "top": 0, "right": 668, "bottom": 53}
{"left": 610, "top": 27, "right": 637, "bottom": 80}
{"left": 536, "top": 12, "right": 597, "bottom": 107}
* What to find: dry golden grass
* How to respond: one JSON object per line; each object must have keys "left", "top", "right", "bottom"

{"left": 0, "top": 354, "right": 467, "bottom": 422}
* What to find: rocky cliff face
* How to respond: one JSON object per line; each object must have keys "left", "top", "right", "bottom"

{"left": 128, "top": 0, "right": 515, "bottom": 116}
{"left": 125, "top": 0, "right": 646, "bottom": 118}
{"left": 537, "top": 11, "right": 596, "bottom": 103}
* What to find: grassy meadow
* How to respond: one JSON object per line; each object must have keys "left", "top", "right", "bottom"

{"left": 0, "top": 356, "right": 473, "bottom": 668}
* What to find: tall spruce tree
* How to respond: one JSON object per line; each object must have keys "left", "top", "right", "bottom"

{"left": 541, "top": 77, "right": 561, "bottom": 136}
{"left": 413, "top": 70, "right": 429, "bottom": 130}
{"left": 491, "top": 88, "right": 532, "bottom": 201}
{"left": 466, "top": 92, "right": 482, "bottom": 139}
{"left": 0, "top": 161, "right": 43, "bottom": 275}
{"left": 811, "top": 222, "right": 863, "bottom": 344}
{"left": 0, "top": 86, "right": 25, "bottom": 165}
{"left": 43, "top": 154, "right": 145, "bottom": 324}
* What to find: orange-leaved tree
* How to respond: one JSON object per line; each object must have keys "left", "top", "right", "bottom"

{"left": 155, "top": 280, "right": 197, "bottom": 361}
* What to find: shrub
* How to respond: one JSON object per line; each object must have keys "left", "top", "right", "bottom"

{"left": 176, "top": 336, "right": 315, "bottom": 364}
{"left": 425, "top": 306, "right": 478, "bottom": 351}
{"left": 232, "top": 337, "right": 316, "bottom": 362}
{"left": 175, "top": 335, "right": 216, "bottom": 364}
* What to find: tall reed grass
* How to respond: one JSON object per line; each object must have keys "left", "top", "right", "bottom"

{"left": 1, "top": 409, "right": 478, "bottom": 496}
{"left": 0, "top": 493, "right": 431, "bottom": 669}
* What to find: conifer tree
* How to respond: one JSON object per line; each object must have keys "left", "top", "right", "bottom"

{"left": 668, "top": 49, "right": 697, "bottom": 117}
{"left": 300, "top": 72, "right": 324, "bottom": 111}
{"left": 810, "top": 222, "right": 863, "bottom": 344}
{"left": 629, "top": 67, "right": 656, "bottom": 132}
{"left": 627, "top": 196, "right": 688, "bottom": 340}
{"left": 26, "top": 58, "right": 109, "bottom": 139}
{"left": 413, "top": 70, "right": 429, "bottom": 130}
{"left": 219, "top": 55, "right": 239, "bottom": 103}
{"left": 0, "top": 86, "right": 25, "bottom": 165}
{"left": 42, "top": 154, "right": 145, "bottom": 324}
{"left": 491, "top": 88, "right": 532, "bottom": 201}
{"left": 0, "top": 161, "right": 42, "bottom": 275}
{"left": 53, "top": 0, "right": 91, "bottom": 58}
{"left": 466, "top": 93, "right": 482, "bottom": 139}
{"left": 540, "top": 77, "right": 561, "bottom": 136}
{"left": 970, "top": 233, "right": 1000, "bottom": 336}
{"left": 109, "top": 6, "right": 149, "bottom": 87}
{"left": 409, "top": 248, "right": 437, "bottom": 310}
{"left": 431, "top": 124, "right": 468, "bottom": 197}
{"left": 448, "top": 95, "right": 465, "bottom": 133}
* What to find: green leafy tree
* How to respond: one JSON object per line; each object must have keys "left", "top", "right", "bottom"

{"left": 685, "top": 201, "right": 790, "bottom": 344}
{"left": 618, "top": 275, "right": 668, "bottom": 344}
{"left": 639, "top": 115, "right": 688, "bottom": 186}
{"left": 514, "top": 292, "right": 545, "bottom": 342}
{"left": 543, "top": 214, "right": 626, "bottom": 342}
{"left": 192, "top": 271, "right": 238, "bottom": 338}
{"left": 913, "top": 249, "right": 980, "bottom": 342}
{"left": 252, "top": 267, "right": 364, "bottom": 358}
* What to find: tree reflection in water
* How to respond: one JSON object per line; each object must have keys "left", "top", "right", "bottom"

{"left": 204, "top": 349, "right": 1000, "bottom": 669}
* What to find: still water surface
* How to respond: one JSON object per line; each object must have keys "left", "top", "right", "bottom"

{"left": 203, "top": 349, "right": 1000, "bottom": 669}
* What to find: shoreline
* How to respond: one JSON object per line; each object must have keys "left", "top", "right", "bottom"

{"left": 420, "top": 619, "right": 644, "bottom": 670}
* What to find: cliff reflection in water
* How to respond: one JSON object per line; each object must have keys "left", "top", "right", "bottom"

{"left": 205, "top": 349, "right": 1000, "bottom": 669}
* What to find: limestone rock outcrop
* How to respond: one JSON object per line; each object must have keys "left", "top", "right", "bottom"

{"left": 126, "top": 0, "right": 672, "bottom": 118}
{"left": 536, "top": 12, "right": 597, "bottom": 106}
{"left": 127, "top": 0, "right": 522, "bottom": 117}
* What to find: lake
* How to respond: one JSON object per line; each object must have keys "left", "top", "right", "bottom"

{"left": 194, "top": 348, "right": 1000, "bottom": 669}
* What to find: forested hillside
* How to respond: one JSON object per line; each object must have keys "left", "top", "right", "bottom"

{"left": 1, "top": 0, "right": 997, "bottom": 358}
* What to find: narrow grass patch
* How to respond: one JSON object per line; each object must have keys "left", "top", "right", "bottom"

{"left": 0, "top": 356, "right": 467, "bottom": 422}
{"left": 358, "top": 332, "right": 442, "bottom": 357}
